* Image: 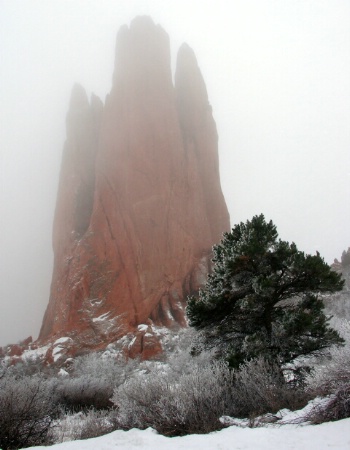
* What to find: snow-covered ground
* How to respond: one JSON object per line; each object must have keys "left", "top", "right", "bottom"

{"left": 29, "top": 418, "right": 350, "bottom": 450}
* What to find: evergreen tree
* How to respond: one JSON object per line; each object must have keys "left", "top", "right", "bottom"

{"left": 187, "top": 214, "right": 344, "bottom": 368}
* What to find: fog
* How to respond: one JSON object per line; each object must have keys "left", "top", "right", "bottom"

{"left": 1, "top": 0, "right": 349, "bottom": 346}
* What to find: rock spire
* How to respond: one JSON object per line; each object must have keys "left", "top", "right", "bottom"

{"left": 39, "top": 17, "right": 230, "bottom": 357}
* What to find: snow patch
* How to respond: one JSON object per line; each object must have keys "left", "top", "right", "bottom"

{"left": 54, "top": 337, "right": 72, "bottom": 345}
{"left": 166, "top": 309, "right": 173, "bottom": 320}
{"left": 92, "top": 312, "right": 111, "bottom": 322}
{"left": 220, "top": 397, "right": 333, "bottom": 428}
{"left": 175, "top": 301, "right": 183, "bottom": 310}
{"left": 128, "top": 337, "right": 137, "bottom": 348}
{"left": 21, "top": 345, "right": 50, "bottom": 362}
{"left": 52, "top": 347, "right": 63, "bottom": 356}
{"left": 53, "top": 353, "right": 62, "bottom": 363}
{"left": 28, "top": 418, "right": 350, "bottom": 449}
{"left": 89, "top": 298, "right": 103, "bottom": 306}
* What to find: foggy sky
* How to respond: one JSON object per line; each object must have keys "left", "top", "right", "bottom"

{"left": 1, "top": 0, "right": 349, "bottom": 346}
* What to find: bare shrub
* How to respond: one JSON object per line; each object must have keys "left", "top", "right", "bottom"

{"left": 56, "top": 376, "right": 115, "bottom": 411}
{"left": 303, "top": 322, "right": 350, "bottom": 424}
{"left": 112, "top": 359, "right": 235, "bottom": 436}
{"left": 232, "top": 357, "right": 308, "bottom": 418}
{"left": 159, "top": 327, "right": 205, "bottom": 358}
{"left": 79, "top": 409, "right": 118, "bottom": 440}
{"left": 305, "top": 328, "right": 350, "bottom": 397}
{"left": 49, "top": 408, "right": 117, "bottom": 443}
{"left": 0, "top": 375, "right": 57, "bottom": 449}
{"left": 111, "top": 342, "right": 308, "bottom": 435}
{"left": 2, "top": 356, "right": 46, "bottom": 378}
{"left": 57, "top": 353, "right": 138, "bottom": 412}
{"left": 306, "top": 386, "right": 350, "bottom": 424}
{"left": 167, "top": 345, "right": 216, "bottom": 377}
{"left": 71, "top": 353, "right": 138, "bottom": 384}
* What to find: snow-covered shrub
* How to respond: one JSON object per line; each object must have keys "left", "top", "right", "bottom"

{"left": 111, "top": 333, "right": 307, "bottom": 435}
{"left": 306, "top": 346, "right": 350, "bottom": 396}
{"left": 232, "top": 357, "right": 307, "bottom": 418}
{"left": 112, "top": 359, "right": 235, "bottom": 436}
{"left": 56, "top": 376, "right": 115, "bottom": 411}
{"left": 0, "top": 375, "right": 58, "bottom": 449}
{"left": 157, "top": 327, "right": 204, "bottom": 358}
{"left": 303, "top": 320, "right": 350, "bottom": 423}
{"left": 2, "top": 355, "right": 47, "bottom": 378}
{"left": 166, "top": 338, "right": 216, "bottom": 377}
{"left": 71, "top": 352, "right": 138, "bottom": 383}
{"left": 79, "top": 409, "right": 118, "bottom": 440}
{"left": 306, "top": 386, "right": 350, "bottom": 424}
{"left": 49, "top": 408, "right": 117, "bottom": 443}
{"left": 57, "top": 353, "right": 137, "bottom": 411}
{"left": 305, "top": 320, "right": 350, "bottom": 396}
{"left": 49, "top": 409, "right": 87, "bottom": 443}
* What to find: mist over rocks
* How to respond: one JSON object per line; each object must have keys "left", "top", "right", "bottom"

{"left": 38, "top": 16, "right": 230, "bottom": 359}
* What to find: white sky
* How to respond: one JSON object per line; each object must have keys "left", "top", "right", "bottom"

{"left": 0, "top": 0, "right": 349, "bottom": 346}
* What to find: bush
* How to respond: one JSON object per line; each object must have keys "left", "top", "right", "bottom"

{"left": 111, "top": 333, "right": 311, "bottom": 435}
{"left": 303, "top": 319, "right": 350, "bottom": 424}
{"left": 0, "top": 375, "right": 57, "bottom": 449}
{"left": 232, "top": 357, "right": 308, "bottom": 418}
{"left": 112, "top": 359, "right": 235, "bottom": 436}
{"left": 305, "top": 330, "right": 350, "bottom": 397}
{"left": 56, "top": 376, "right": 115, "bottom": 411}
{"left": 112, "top": 353, "right": 308, "bottom": 434}
{"left": 79, "top": 409, "right": 118, "bottom": 440}
{"left": 71, "top": 352, "right": 137, "bottom": 383}
{"left": 49, "top": 408, "right": 117, "bottom": 443}
{"left": 306, "top": 386, "right": 350, "bottom": 424}
{"left": 1, "top": 355, "right": 48, "bottom": 378}
{"left": 56, "top": 353, "right": 138, "bottom": 412}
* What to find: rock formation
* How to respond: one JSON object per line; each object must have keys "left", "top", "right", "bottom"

{"left": 38, "top": 16, "right": 230, "bottom": 357}
{"left": 324, "top": 248, "right": 350, "bottom": 321}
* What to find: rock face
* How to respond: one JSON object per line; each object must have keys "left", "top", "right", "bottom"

{"left": 39, "top": 17, "right": 230, "bottom": 356}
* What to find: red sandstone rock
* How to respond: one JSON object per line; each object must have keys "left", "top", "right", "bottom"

{"left": 8, "top": 344, "right": 24, "bottom": 357}
{"left": 39, "top": 17, "right": 230, "bottom": 356}
{"left": 20, "top": 336, "right": 33, "bottom": 347}
{"left": 43, "top": 337, "right": 77, "bottom": 366}
{"left": 127, "top": 324, "right": 163, "bottom": 360}
{"left": 4, "top": 336, "right": 33, "bottom": 358}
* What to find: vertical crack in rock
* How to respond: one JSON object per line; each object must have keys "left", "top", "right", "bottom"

{"left": 99, "top": 194, "right": 115, "bottom": 241}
